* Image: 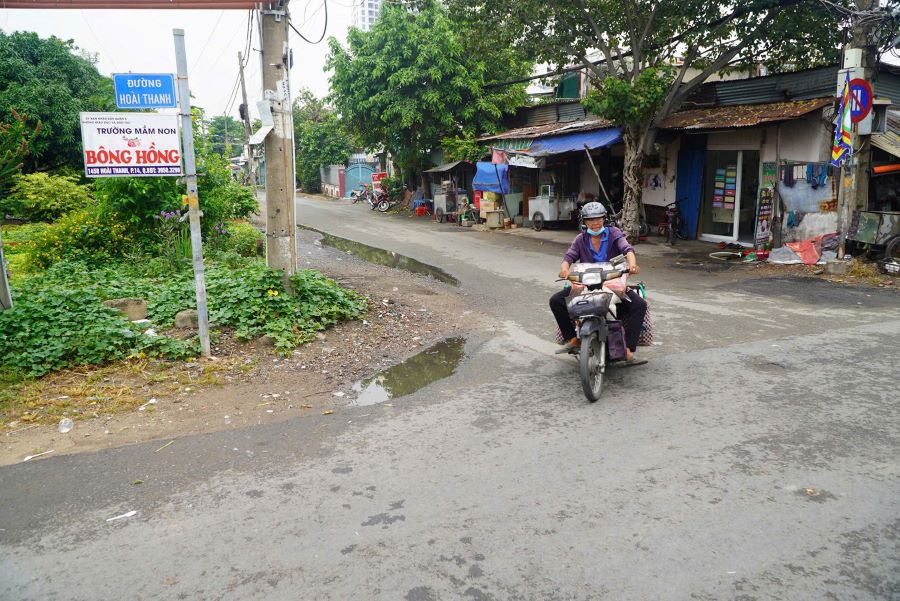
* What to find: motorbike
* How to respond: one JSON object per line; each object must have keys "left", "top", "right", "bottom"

{"left": 374, "top": 188, "right": 394, "bottom": 212}
{"left": 561, "top": 255, "right": 631, "bottom": 402}
{"left": 350, "top": 185, "right": 367, "bottom": 204}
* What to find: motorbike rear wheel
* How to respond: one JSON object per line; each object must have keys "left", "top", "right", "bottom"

{"left": 377, "top": 199, "right": 390, "bottom": 212}
{"left": 579, "top": 335, "right": 606, "bottom": 402}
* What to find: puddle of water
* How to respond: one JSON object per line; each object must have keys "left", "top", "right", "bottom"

{"left": 304, "top": 227, "right": 459, "bottom": 286}
{"left": 351, "top": 337, "right": 466, "bottom": 406}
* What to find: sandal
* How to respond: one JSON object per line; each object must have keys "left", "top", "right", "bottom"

{"left": 614, "top": 357, "right": 648, "bottom": 367}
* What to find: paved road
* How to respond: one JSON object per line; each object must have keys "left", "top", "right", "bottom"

{"left": 2, "top": 195, "right": 899, "bottom": 600}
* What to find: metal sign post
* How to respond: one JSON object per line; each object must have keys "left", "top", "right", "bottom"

{"left": 173, "top": 28, "right": 211, "bottom": 357}
{"left": 0, "top": 227, "right": 12, "bottom": 311}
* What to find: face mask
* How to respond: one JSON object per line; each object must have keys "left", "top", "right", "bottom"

{"left": 586, "top": 226, "right": 606, "bottom": 237}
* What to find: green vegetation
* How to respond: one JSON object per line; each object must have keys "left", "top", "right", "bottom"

{"left": 0, "top": 257, "right": 367, "bottom": 378}
{"left": 326, "top": 0, "right": 528, "bottom": 184}
{"left": 293, "top": 89, "right": 354, "bottom": 192}
{"left": 3, "top": 172, "right": 93, "bottom": 222}
{"left": 0, "top": 31, "right": 113, "bottom": 173}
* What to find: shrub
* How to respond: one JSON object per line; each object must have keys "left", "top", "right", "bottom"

{"left": 200, "top": 181, "right": 259, "bottom": 233}
{"left": 381, "top": 175, "right": 406, "bottom": 201}
{"left": 24, "top": 209, "right": 135, "bottom": 269}
{"left": 209, "top": 220, "right": 263, "bottom": 257}
{"left": 3, "top": 173, "right": 93, "bottom": 222}
{"left": 94, "top": 176, "right": 182, "bottom": 234}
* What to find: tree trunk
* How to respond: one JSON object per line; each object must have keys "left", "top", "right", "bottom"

{"left": 621, "top": 127, "right": 645, "bottom": 240}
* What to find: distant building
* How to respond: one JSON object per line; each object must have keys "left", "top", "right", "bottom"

{"left": 352, "top": 0, "right": 381, "bottom": 31}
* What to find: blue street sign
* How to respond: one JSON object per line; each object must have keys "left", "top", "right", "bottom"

{"left": 113, "top": 73, "right": 177, "bottom": 109}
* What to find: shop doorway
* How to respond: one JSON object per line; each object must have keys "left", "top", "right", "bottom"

{"left": 699, "top": 150, "right": 760, "bottom": 243}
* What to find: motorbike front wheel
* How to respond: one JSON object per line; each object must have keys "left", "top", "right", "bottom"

{"left": 579, "top": 334, "right": 606, "bottom": 402}
{"left": 377, "top": 199, "right": 390, "bottom": 212}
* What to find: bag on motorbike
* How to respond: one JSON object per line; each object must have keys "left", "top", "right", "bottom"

{"left": 629, "top": 282, "right": 654, "bottom": 347}
{"left": 607, "top": 320, "right": 628, "bottom": 360}
{"left": 638, "top": 306, "right": 654, "bottom": 346}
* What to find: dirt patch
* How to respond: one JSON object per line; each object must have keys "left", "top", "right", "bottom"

{"left": 1, "top": 231, "right": 479, "bottom": 466}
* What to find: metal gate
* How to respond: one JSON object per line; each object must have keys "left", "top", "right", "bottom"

{"left": 344, "top": 163, "right": 376, "bottom": 197}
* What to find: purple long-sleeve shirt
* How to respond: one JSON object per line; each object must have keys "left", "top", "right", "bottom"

{"left": 563, "top": 227, "right": 634, "bottom": 264}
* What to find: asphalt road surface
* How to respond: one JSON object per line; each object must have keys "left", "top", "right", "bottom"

{"left": 2, "top": 195, "right": 899, "bottom": 600}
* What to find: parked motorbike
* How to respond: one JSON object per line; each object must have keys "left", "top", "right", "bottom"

{"left": 561, "top": 255, "right": 631, "bottom": 402}
{"left": 350, "top": 185, "right": 367, "bottom": 204}
{"left": 374, "top": 188, "right": 395, "bottom": 212}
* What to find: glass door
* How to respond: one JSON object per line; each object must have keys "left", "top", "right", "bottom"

{"left": 700, "top": 151, "right": 739, "bottom": 241}
{"left": 699, "top": 150, "right": 760, "bottom": 244}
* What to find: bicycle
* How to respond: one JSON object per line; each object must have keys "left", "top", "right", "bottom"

{"left": 659, "top": 201, "right": 688, "bottom": 245}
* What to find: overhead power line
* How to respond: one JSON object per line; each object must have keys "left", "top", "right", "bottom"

{"left": 289, "top": 0, "right": 328, "bottom": 45}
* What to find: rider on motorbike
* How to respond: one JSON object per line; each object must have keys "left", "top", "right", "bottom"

{"left": 550, "top": 201, "right": 648, "bottom": 364}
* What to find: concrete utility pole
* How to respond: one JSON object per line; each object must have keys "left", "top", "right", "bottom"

{"left": 260, "top": 1, "right": 297, "bottom": 290}
{"left": 174, "top": 28, "right": 212, "bottom": 357}
{"left": 837, "top": 0, "right": 878, "bottom": 256}
{"left": 237, "top": 51, "right": 256, "bottom": 186}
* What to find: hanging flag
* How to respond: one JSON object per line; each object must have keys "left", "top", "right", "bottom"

{"left": 831, "top": 72, "right": 853, "bottom": 167}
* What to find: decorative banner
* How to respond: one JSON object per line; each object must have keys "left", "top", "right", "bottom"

{"left": 79, "top": 112, "right": 182, "bottom": 177}
{"left": 832, "top": 72, "right": 853, "bottom": 167}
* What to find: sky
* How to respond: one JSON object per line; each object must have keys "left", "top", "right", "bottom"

{"left": 0, "top": 1, "right": 351, "bottom": 123}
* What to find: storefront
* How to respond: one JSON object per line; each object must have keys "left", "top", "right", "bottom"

{"left": 656, "top": 97, "right": 836, "bottom": 245}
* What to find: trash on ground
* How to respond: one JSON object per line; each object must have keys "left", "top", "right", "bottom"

{"left": 106, "top": 510, "right": 137, "bottom": 522}
{"left": 323, "top": 410, "right": 335, "bottom": 415}
{"left": 154, "top": 440, "right": 174, "bottom": 453}
{"left": 58, "top": 418, "right": 74, "bottom": 434}
{"left": 22, "top": 450, "right": 54, "bottom": 462}
{"left": 138, "top": 399, "right": 157, "bottom": 411}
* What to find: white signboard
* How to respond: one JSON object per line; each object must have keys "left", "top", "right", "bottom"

{"left": 79, "top": 112, "right": 183, "bottom": 177}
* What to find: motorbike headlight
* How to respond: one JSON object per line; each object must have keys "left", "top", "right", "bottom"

{"left": 582, "top": 273, "right": 603, "bottom": 286}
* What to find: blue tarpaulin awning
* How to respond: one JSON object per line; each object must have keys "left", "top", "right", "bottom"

{"left": 525, "top": 128, "right": 622, "bottom": 157}
{"left": 472, "top": 162, "right": 510, "bottom": 194}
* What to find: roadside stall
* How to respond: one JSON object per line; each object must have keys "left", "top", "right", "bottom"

{"left": 424, "top": 161, "right": 475, "bottom": 223}
{"left": 527, "top": 184, "right": 579, "bottom": 231}
{"left": 472, "top": 162, "right": 511, "bottom": 228}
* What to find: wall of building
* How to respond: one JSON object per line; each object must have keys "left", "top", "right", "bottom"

{"left": 645, "top": 114, "right": 838, "bottom": 241}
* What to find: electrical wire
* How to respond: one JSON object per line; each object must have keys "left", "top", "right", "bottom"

{"left": 289, "top": 0, "right": 328, "bottom": 45}
{"left": 191, "top": 10, "right": 226, "bottom": 72}
{"left": 80, "top": 10, "right": 120, "bottom": 72}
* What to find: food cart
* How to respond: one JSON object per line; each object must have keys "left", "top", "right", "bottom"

{"left": 528, "top": 185, "right": 578, "bottom": 231}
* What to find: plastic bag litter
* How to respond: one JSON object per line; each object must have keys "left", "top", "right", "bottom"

{"left": 767, "top": 246, "right": 803, "bottom": 264}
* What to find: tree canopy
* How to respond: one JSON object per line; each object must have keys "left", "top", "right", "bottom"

{"left": 205, "top": 115, "right": 247, "bottom": 158}
{"left": 292, "top": 89, "right": 353, "bottom": 192}
{"left": 444, "top": 0, "right": 884, "bottom": 235}
{"left": 326, "top": 0, "right": 529, "bottom": 180}
{"left": 0, "top": 30, "right": 113, "bottom": 173}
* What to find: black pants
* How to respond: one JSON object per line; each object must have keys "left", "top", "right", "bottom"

{"left": 550, "top": 288, "right": 648, "bottom": 352}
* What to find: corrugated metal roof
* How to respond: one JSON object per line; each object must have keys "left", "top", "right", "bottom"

{"left": 659, "top": 98, "right": 832, "bottom": 130}
{"left": 684, "top": 65, "right": 900, "bottom": 108}
{"left": 872, "top": 110, "right": 900, "bottom": 159}
{"left": 479, "top": 118, "right": 614, "bottom": 141}
{"left": 424, "top": 160, "right": 470, "bottom": 173}
{"left": 524, "top": 128, "right": 622, "bottom": 157}
{"left": 558, "top": 102, "right": 588, "bottom": 122}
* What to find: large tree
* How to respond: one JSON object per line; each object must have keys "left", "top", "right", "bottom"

{"left": 446, "top": 0, "right": 890, "bottom": 236}
{"left": 326, "top": 0, "right": 529, "bottom": 185}
{"left": 0, "top": 31, "right": 113, "bottom": 173}
{"left": 292, "top": 89, "right": 353, "bottom": 192}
